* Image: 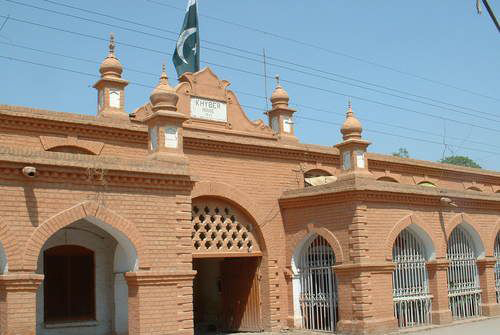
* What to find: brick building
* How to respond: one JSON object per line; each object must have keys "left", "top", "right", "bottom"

{"left": 0, "top": 37, "right": 499, "bottom": 335}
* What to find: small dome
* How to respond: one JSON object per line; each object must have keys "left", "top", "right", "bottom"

{"left": 341, "top": 102, "right": 362, "bottom": 140}
{"left": 270, "top": 75, "right": 289, "bottom": 108}
{"left": 150, "top": 64, "right": 179, "bottom": 110}
{"left": 99, "top": 33, "right": 123, "bottom": 78}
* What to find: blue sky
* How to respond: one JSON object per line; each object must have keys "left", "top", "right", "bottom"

{"left": 1, "top": 0, "right": 499, "bottom": 170}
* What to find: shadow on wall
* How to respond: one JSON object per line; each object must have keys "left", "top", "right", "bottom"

{"left": 23, "top": 185, "right": 39, "bottom": 227}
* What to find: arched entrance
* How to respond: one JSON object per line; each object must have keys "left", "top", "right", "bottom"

{"left": 495, "top": 232, "right": 499, "bottom": 303}
{"left": 191, "top": 198, "right": 263, "bottom": 334}
{"left": 35, "top": 217, "right": 137, "bottom": 335}
{"left": 446, "top": 224, "right": 483, "bottom": 319}
{"left": 294, "top": 234, "right": 338, "bottom": 332}
{"left": 391, "top": 227, "right": 432, "bottom": 328}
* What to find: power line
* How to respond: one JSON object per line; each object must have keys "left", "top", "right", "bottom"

{"left": 5, "top": 0, "right": 500, "bottom": 122}
{"left": 33, "top": 0, "right": 497, "bottom": 117}
{"left": 2, "top": 14, "right": 500, "bottom": 136}
{"left": 146, "top": 0, "right": 500, "bottom": 103}
{"left": 1, "top": 53, "right": 500, "bottom": 158}
{"left": 4, "top": 38, "right": 500, "bottom": 152}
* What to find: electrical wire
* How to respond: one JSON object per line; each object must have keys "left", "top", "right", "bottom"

{"left": 5, "top": 0, "right": 500, "bottom": 122}
{"left": 146, "top": 0, "right": 500, "bottom": 103}
{"left": 5, "top": 38, "right": 500, "bottom": 151}
{"left": 1, "top": 53, "right": 499, "bottom": 158}
{"left": 2, "top": 13, "right": 500, "bottom": 135}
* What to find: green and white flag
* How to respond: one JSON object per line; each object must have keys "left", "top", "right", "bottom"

{"left": 173, "top": 0, "right": 200, "bottom": 77}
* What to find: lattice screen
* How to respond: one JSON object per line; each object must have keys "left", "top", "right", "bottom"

{"left": 191, "top": 201, "right": 260, "bottom": 254}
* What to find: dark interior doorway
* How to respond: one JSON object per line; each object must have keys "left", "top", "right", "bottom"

{"left": 193, "top": 257, "right": 262, "bottom": 334}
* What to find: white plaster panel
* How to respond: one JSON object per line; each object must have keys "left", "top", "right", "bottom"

{"left": 35, "top": 221, "right": 120, "bottom": 335}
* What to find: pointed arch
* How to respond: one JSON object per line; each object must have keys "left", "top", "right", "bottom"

{"left": 291, "top": 226, "right": 344, "bottom": 274}
{"left": 447, "top": 213, "right": 486, "bottom": 258}
{"left": 490, "top": 218, "right": 500, "bottom": 257}
{"left": 385, "top": 213, "right": 439, "bottom": 261}
{"left": 21, "top": 201, "right": 148, "bottom": 271}
{"left": 0, "top": 218, "right": 17, "bottom": 273}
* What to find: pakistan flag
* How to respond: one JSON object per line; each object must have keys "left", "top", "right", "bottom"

{"left": 173, "top": 0, "right": 200, "bottom": 77}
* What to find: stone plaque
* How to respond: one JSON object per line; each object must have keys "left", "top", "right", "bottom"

{"left": 190, "top": 97, "right": 227, "bottom": 122}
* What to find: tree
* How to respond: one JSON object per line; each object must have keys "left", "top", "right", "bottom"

{"left": 439, "top": 155, "right": 481, "bottom": 169}
{"left": 392, "top": 148, "right": 409, "bottom": 158}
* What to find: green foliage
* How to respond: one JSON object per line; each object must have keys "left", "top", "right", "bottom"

{"left": 439, "top": 155, "right": 481, "bottom": 169}
{"left": 392, "top": 148, "right": 409, "bottom": 158}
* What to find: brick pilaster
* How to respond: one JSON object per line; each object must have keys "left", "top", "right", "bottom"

{"left": 477, "top": 258, "right": 500, "bottom": 316}
{"left": 0, "top": 273, "right": 43, "bottom": 335}
{"left": 334, "top": 262, "right": 397, "bottom": 335}
{"left": 125, "top": 270, "right": 196, "bottom": 335}
{"left": 426, "top": 259, "right": 453, "bottom": 324}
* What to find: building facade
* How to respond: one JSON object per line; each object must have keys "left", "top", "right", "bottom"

{"left": 0, "top": 38, "right": 499, "bottom": 335}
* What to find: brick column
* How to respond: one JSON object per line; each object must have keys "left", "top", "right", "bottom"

{"left": 426, "top": 259, "right": 452, "bottom": 324}
{"left": 334, "top": 262, "right": 397, "bottom": 335}
{"left": 0, "top": 273, "right": 43, "bottom": 335}
{"left": 125, "top": 270, "right": 196, "bottom": 335}
{"left": 477, "top": 258, "right": 500, "bottom": 316}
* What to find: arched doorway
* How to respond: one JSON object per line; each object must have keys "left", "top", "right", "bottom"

{"left": 391, "top": 227, "right": 432, "bottom": 328}
{"left": 294, "top": 234, "right": 338, "bottom": 332}
{"left": 191, "top": 198, "right": 264, "bottom": 334}
{"left": 495, "top": 232, "right": 499, "bottom": 303}
{"left": 446, "top": 225, "right": 483, "bottom": 319}
{"left": 35, "top": 217, "right": 137, "bottom": 335}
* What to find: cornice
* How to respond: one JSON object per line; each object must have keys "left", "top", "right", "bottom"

{"left": 0, "top": 147, "right": 195, "bottom": 190}
{"left": 1, "top": 105, "right": 499, "bottom": 186}
{"left": 280, "top": 183, "right": 500, "bottom": 210}
{"left": 125, "top": 270, "right": 196, "bottom": 286}
{"left": 184, "top": 136, "right": 339, "bottom": 163}
{"left": 0, "top": 108, "right": 147, "bottom": 144}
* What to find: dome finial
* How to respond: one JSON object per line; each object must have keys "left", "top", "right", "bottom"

{"left": 150, "top": 64, "right": 178, "bottom": 111}
{"left": 99, "top": 32, "right": 123, "bottom": 78}
{"left": 109, "top": 32, "right": 115, "bottom": 56}
{"left": 270, "top": 74, "right": 289, "bottom": 108}
{"left": 160, "top": 63, "right": 168, "bottom": 83}
{"left": 341, "top": 100, "right": 362, "bottom": 140}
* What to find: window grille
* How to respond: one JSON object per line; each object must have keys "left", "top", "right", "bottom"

{"left": 495, "top": 233, "right": 500, "bottom": 303}
{"left": 298, "top": 235, "right": 338, "bottom": 332}
{"left": 392, "top": 229, "right": 432, "bottom": 328}
{"left": 446, "top": 226, "right": 482, "bottom": 319}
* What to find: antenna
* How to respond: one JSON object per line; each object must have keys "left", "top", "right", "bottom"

{"left": 263, "top": 48, "right": 269, "bottom": 112}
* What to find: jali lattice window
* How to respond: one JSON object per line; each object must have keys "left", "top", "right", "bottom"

{"left": 191, "top": 201, "right": 260, "bottom": 255}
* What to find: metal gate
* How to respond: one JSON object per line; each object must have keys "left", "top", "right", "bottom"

{"left": 495, "top": 233, "right": 500, "bottom": 303}
{"left": 298, "top": 235, "right": 338, "bottom": 332}
{"left": 392, "top": 228, "right": 432, "bottom": 328}
{"left": 447, "top": 226, "right": 482, "bottom": 319}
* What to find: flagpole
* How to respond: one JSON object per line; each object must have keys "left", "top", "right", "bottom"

{"left": 263, "top": 48, "right": 269, "bottom": 112}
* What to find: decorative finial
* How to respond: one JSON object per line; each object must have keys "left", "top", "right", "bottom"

{"left": 347, "top": 98, "right": 353, "bottom": 117}
{"left": 160, "top": 63, "right": 168, "bottom": 83}
{"left": 275, "top": 74, "right": 281, "bottom": 87}
{"left": 109, "top": 32, "right": 115, "bottom": 56}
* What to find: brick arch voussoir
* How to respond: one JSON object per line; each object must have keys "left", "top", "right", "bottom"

{"left": 306, "top": 225, "right": 345, "bottom": 264}
{"left": 447, "top": 213, "right": 488, "bottom": 255}
{"left": 489, "top": 218, "right": 500, "bottom": 256}
{"left": 21, "top": 201, "right": 148, "bottom": 271}
{"left": 385, "top": 213, "right": 442, "bottom": 261}
{"left": 0, "top": 218, "right": 18, "bottom": 269}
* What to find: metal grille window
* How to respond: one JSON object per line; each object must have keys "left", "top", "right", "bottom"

{"left": 392, "top": 229, "right": 432, "bottom": 328}
{"left": 447, "top": 226, "right": 482, "bottom": 319}
{"left": 298, "top": 235, "right": 338, "bottom": 332}
{"left": 495, "top": 233, "right": 500, "bottom": 303}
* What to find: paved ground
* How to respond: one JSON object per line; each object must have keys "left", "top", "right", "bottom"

{"left": 202, "top": 316, "right": 500, "bottom": 335}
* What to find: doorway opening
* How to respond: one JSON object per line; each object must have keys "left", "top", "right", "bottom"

{"left": 193, "top": 256, "right": 262, "bottom": 334}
